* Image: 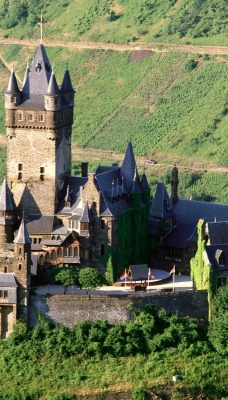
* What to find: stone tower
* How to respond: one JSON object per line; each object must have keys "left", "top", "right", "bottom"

{"left": 0, "top": 178, "right": 15, "bottom": 250}
{"left": 5, "top": 44, "right": 74, "bottom": 217}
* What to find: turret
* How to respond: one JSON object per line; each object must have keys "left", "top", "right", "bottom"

{"left": 129, "top": 168, "right": 141, "bottom": 208}
{"left": 44, "top": 70, "right": 61, "bottom": 111}
{"left": 141, "top": 170, "right": 150, "bottom": 206}
{"left": 0, "top": 178, "right": 15, "bottom": 247}
{"left": 61, "top": 65, "right": 75, "bottom": 106}
{"left": 5, "top": 67, "right": 21, "bottom": 110}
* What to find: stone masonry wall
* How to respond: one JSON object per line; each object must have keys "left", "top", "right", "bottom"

{"left": 28, "top": 290, "right": 208, "bottom": 328}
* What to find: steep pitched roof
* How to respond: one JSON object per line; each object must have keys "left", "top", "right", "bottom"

{"left": 0, "top": 178, "right": 14, "bottom": 211}
{"left": 121, "top": 142, "right": 137, "bottom": 192}
{"left": 46, "top": 71, "right": 61, "bottom": 96}
{"left": 0, "top": 274, "right": 17, "bottom": 288}
{"left": 130, "top": 169, "right": 141, "bottom": 193}
{"left": 5, "top": 68, "right": 20, "bottom": 94}
{"left": 14, "top": 219, "right": 31, "bottom": 244}
{"left": 61, "top": 67, "right": 74, "bottom": 93}
{"left": 204, "top": 244, "right": 228, "bottom": 271}
{"left": 79, "top": 201, "right": 92, "bottom": 223}
{"left": 26, "top": 215, "right": 55, "bottom": 235}
{"left": 22, "top": 44, "right": 52, "bottom": 97}
{"left": 150, "top": 182, "right": 175, "bottom": 219}
{"left": 141, "top": 172, "right": 150, "bottom": 191}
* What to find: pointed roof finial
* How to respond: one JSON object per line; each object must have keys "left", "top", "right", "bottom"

{"left": 46, "top": 70, "right": 61, "bottom": 96}
{"left": 14, "top": 218, "right": 31, "bottom": 244}
{"left": 5, "top": 67, "right": 20, "bottom": 94}
{"left": 61, "top": 64, "right": 74, "bottom": 93}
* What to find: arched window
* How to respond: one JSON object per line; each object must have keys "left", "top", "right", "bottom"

{"left": 46, "top": 253, "right": 51, "bottom": 262}
{"left": 68, "top": 247, "right": 72, "bottom": 257}
{"left": 19, "top": 247, "right": 22, "bottom": 255}
{"left": 51, "top": 251, "right": 56, "bottom": 261}
{"left": 18, "top": 264, "right": 22, "bottom": 271}
{"left": 63, "top": 247, "right": 68, "bottom": 257}
{"left": 57, "top": 248, "right": 62, "bottom": 258}
{"left": 57, "top": 235, "right": 61, "bottom": 240}
{"left": 74, "top": 247, "right": 78, "bottom": 257}
{"left": 4, "top": 266, "right": 7, "bottom": 273}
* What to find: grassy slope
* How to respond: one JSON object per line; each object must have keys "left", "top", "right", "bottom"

{"left": 0, "top": 44, "right": 227, "bottom": 202}
{"left": 0, "top": 0, "right": 227, "bottom": 45}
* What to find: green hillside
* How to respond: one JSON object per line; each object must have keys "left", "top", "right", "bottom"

{"left": 0, "top": 0, "right": 227, "bottom": 45}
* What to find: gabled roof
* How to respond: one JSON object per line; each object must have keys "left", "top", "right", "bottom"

{"left": 206, "top": 221, "right": 228, "bottom": 245}
{"left": 57, "top": 176, "right": 88, "bottom": 214}
{"left": 150, "top": 182, "right": 175, "bottom": 219}
{"left": 121, "top": 142, "right": 137, "bottom": 192}
{"left": 162, "top": 199, "right": 228, "bottom": 249}
{"left": 22, "top": 44, "right": 52, "bottom": 97}
{"left": 14, "top": 219, "right": 31, "bottom": 244}
{"left": 46, "top": 71, "right": 61, "bottom": 96}
{"left": 0, "top": 178, "right": 14, "bottom": 211}
{"left": 5, "top": 68, "right": 20, "bottom": 94}
{"left": 204, "top": 244, "right": 228, "bottom": 271}
{"left": 61, "top": 67, "right": 74, "bottom": 93}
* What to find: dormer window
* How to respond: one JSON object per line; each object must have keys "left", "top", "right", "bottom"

{"left": 18, "top": 113, "right": 23, "bottom": 121}
{"left": 35, "top": 62, "right": 42, "bottom": 72}
{"left": 28, "top": 113, "right": 34, "bottom": 122}
{"left": 38, "top": 114, "right": 44, "bottom": 122}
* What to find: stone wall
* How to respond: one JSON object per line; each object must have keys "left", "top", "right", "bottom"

{"left": 28, "top": 290, "right": 208, "bottom": 328}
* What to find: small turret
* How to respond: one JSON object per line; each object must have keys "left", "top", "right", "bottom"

{"left": 129, "top": 169, "right": 141, "bottom": 208}
{"left": 141, "top": 170, "right": 150, "bottom": 206}
{"left": 5, "top": 67, "right": 21, "bottom": 109}
{"left": 0, "top": 178, "right": 15, "bottom": 246}
{"left": 44, "top": 70, "right": 61, "bottom": 111}
{"left": 61, "top": 64, "right": 75, "bottom": 106}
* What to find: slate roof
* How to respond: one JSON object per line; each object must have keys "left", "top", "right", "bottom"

{"left": 141, "top": 172, "right": 150, "bottom": 191}
{"left": 5, "top": 68, "right": 20, "bottom": 94}
{"left": 57, "top": 176, "right": 88, "bottom": 214}
{"left": 121, "top": 142, "right": 138, "bottom": 192}
{"left": 204, "top": 244, "right": 228, "bottom": 271}
{"left": 0, "top": 274, "right": 17, "bottom": 287}
{"left": 0, "top": 179, "right": 14, "bottom": 211}
{"left": 150, "top": 182, "right": 175, "bottom": 219}
{"left": 128, "top": 264, "right": 148, "bottom": 281}
{"left": 79, "top": 201, "right": 92, "bottom": 223}
{"left": 22, "top": 44, "right": 52, "bottom": 97}
{"left": 206, "top": 221, "right": 228, "bottom": 244}
{"left": 31, "top": 255, "right": 38, "bottom": 276}
{"left": 61, "top": 67, "right": 74, "bottom": 93}
{"left": 46, "top": 71, "right": 61, "bottom": 96}
{"left": 26, "top": 215, "right": 55, "bottom": 235}
{"left": 163, "top": 199, "right": 228, "bottom": 249}
{"left": 14, "top": 219, "right": 31, "bottom": 244}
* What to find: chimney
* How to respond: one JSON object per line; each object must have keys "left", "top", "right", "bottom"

{"left": 81, "top": 162, "right": 88, "bottom": 178}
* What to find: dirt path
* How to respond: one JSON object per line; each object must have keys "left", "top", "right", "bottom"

{"left": 0, "top": 37, "right": 228, "bottom": 56}
{"left": 72, "top": 146, "right": 228, "bottom": 174}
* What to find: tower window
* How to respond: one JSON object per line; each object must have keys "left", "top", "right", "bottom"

{"left": 40, "top": 167, "right": 45, "bottom": 181}
{"left": 18, "top": 264, "right": 22, "bottom": 271}
{"left": 28, "top": 113, "right": 34, "bottom": 121}
{"left": 4, "top": 266, "right": 7, "bottom": 273}
{"left": 18, "top": 172, "right": 22, "bottom": 180}
{"left": 38, "top": 114, "right": 45, "bottom": 122}
{"left": 100, "top": 219, "right": 105, "bottom": 230}
{"left": 18, "top": 113, "right": 23, "bottom": 121}
{"left": 18, "top": 164, "right": 23, "bottom": 171}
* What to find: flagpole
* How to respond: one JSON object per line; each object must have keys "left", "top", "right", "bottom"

{"left": 125, "top": 268, "right": 126, "bottom": 288}
{"left": 173, "top": 265, "right": 175, "bottom": 292}
{"left": 147, "top": 268, "right": 150, "bottom": 292}
{"left": 40, "top": 14, "right": 43, "bottom": 43}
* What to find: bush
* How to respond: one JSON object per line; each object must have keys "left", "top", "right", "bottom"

{"left": 132, "top": 388, "right": 147, "bottom": 400}
{"left": 184, "top": 59, "right": 198, "bottom": 72}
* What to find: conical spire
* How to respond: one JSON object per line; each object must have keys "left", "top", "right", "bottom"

{"left": 5, "top": 67, "right": 20, "bottom": 94}
{"left": 22, "top": 44, "right": 52, "bottom": 96}
{"left": 14, "top": 219, "right": 31, "bottom": 244}
{"left": 21, "top": 62, "right": 30, "bottom": 91}
{"left": 141, "top": 170, "right": 150, "bottom": 191}
{"left": 79, "top": 200, "right": 92, "bottom": 223}
{"left": 61, "top": 65, "right": 74, "bottom": 93}
{"left": 130, "top": 169, "right": 141, "bottom": 193}
{"left": 121, "top": 142, "right": 137, "bottom": 192}
{"left": 46, "top": 70, "right": 61, "bottom": 96}
{"left": 64, "top": 185, "right": 71, "bottom": 206}
{"left": 0, "top": 178, "right": 14, "bottom": 211}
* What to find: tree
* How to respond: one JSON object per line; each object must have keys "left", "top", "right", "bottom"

{"left": 78, "top": 267, "right": 103, "bottom": 296}
{"left": 52, "top": 267, "right": 79, "bottom": 294}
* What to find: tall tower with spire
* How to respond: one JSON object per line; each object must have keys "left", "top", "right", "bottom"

{"left": 5, "top": 44, "right": 74, "bottom": 217}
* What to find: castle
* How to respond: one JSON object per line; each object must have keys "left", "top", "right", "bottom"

{"left": 0, "top": 43, "right": 150, "bottom": 337}
{"left": 0, "top": 43, "right": 227, "bottom": 338}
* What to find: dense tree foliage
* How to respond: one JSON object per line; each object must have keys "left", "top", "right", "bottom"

{"left": 208, "top": 286, "right": 228, "bottom": 355}
{"left": 52, "top": 267, "right": 79, "bottom": 294}
{"left": 78, "top": 267, "right": 103, "bottom": 295}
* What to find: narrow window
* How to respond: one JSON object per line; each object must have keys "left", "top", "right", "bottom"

{"left": 28, "top": 113, "right": 34, "bottom": 121}
{"left": 18, "top": 113, "right": 23, "bottom": 121}
{"left": 18, "top": 163, "right": 23, "bottom": 171}
{"left": 68, "top": 247, "right": 72, "bottom": 257}
{"left": 40, "top": 166, "right": 45, "bottom": 181}
{"left": 57, "top": 248, "right": 62, "bottom": 257}
{"left": 38, "top": 114, "right": 44, "bottom": 122}
{"left": 18, "top": 264, "right": 22, "bottom": 271}
{"left": 100, "top": 244, "right": 105, "bottom": 256}
{"left": 63, "top": 247, "right": 68, "bottom": 257}
{"left": 74, "top": 247, "right": 78, "bottom": 257}
{"left": 100, "top": 219, "right": 105, "bottom": 230}
{"left": 39, "top": 255, "right": 44, "bottom": 265}
{"left": 4, "top": 266, "right": 7, "bottom": 273}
